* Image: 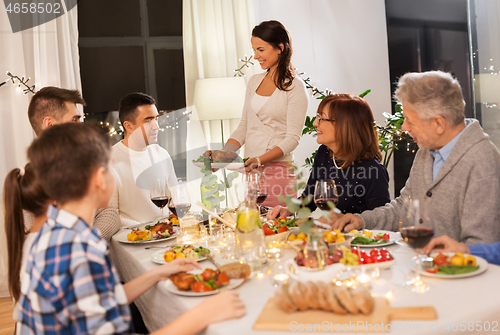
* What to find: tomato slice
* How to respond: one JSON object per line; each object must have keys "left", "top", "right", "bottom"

{"left": 277, "top": 226, "right": 288, "bottom": 234}
{"left": 192, "top": 281, "right": 214, "bottom": 292}
{"left": 382, "top": 233, "right": 390, "bottom": 240}
{"left": 263, "top": 226, "right": 275, "bottom": 235}
{"left": 201, "top": 269, "right": 217, "bottom": 281}
{"left": 425, "top": 266, "right": 439, "bottom": 274}
{"left": 216, "top": 272, "right": 230, "bottom": 287}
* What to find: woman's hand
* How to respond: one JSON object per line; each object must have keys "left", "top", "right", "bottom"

{"left": 422, "top": 235, "right": 470, "bottom": 255}
{"left": 266, "top": 205, "right": 291, "bottom": 220}
{"left": 154, "top": 258, "right": 201, "bottom": 281}
{"left": 244, "top": 157, "right": 261, "bottom": 172}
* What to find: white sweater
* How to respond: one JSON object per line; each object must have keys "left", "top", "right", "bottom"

{"left": 229, "top": 73, "right": 309, "bottom": 161}
{"left": 110, "top": 141, "right": 178, "bottom": 227}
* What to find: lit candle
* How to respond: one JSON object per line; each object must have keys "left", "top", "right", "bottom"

{"left": 272, "top": 273, "right": 289, "bottom": 287}
{"left": 267, "top": 247, "right": 281, "bottom": 259}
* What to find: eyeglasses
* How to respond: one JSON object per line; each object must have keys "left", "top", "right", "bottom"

{"left": 315, "top": 113, "right": 335, "bottom": 125}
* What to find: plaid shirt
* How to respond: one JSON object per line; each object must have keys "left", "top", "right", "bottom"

{"left": 16, "top": 205, "right": 133, "bottom": 334}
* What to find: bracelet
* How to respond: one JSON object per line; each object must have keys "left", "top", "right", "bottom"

{"left": 255, "top": 157, "right": 262, "bottom": 168}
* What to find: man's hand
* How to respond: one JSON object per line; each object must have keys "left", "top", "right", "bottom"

{"left": 266, "top": 205, "right": 291, "bottom": 220}
{"left": 318, "top": 210, "right": 344, "bottom": 226}
{"left": 421, "top": 235, "right": 470, "bottom": 255}
{"left": 330, "top": 213, "right": 363, "bottom": 232}
{"left": 154, "top": 258, "right": 201, "bottom": 281}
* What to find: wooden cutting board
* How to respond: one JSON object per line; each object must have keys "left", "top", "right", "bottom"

{"left": 253, "top": 298, "right": 437, "bottom": 332}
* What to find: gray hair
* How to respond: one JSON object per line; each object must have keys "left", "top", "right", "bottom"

{"left": 394, "top": 71, "right": 465, "bottom": 127}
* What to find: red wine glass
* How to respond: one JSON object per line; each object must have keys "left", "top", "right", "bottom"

{"left": 314, "top": 179, "right": 338, "bottom": 212}
{"left": 247, "top": 170, "right": 268, "bottom": 213}
{"left": 399, "top": 198, "right": 434, "bottom": 292}
{"left": 150, "top": 178, "right": 170, "bottom": 223}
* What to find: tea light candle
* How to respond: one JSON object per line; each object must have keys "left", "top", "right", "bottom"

{"left": 357, "top": 273, "right": 371, "bottom": 284}
{"left": 267, "top": 247, "right": 282, "bottom": 259}
{"left": 272, "top": 273, "right": 289, "bottom": 287}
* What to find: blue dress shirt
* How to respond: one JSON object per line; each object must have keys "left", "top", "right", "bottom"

{"left": 430, "top": 121, "right": 470, "bottom": 181}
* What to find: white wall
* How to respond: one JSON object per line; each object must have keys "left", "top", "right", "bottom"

{"left": 254, "top": 0, "right": 394, "bottom": 197}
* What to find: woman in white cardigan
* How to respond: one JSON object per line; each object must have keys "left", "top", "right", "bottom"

{"left": 224, "top": 20, "right": 309, "bottom": 207}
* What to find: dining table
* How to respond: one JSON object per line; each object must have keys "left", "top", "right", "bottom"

{"left": 110, "top": 228, "right": 500, "bottom": 334}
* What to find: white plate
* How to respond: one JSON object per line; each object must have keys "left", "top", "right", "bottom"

{"left": 349, "top": 230, "right": 398, "bottom": 248}
{"left": 164, "top": 270, "right": 245, "bottom": 296}
{"left": 150, "top": 247, "right": 209, "bottom": 265}
{"left": 415, "top": 252, "right": 488, "bottom": 279}
{"left": 192, "top": 161, "right": 244, "bottom": 171}
{"left": 114, "top": 225, "right": 178, "bottom": 244}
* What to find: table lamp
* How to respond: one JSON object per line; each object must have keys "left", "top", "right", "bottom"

{"left": 193, "top": 77, "right": 247, "bottom": 208}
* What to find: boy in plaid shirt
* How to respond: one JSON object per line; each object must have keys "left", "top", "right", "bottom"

{"left": 16, "top": 122, "right": 245, "bottom": 334}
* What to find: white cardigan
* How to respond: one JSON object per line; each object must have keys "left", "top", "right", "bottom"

{"left": 229, "top": 73, "right": 309, "bottom": 161}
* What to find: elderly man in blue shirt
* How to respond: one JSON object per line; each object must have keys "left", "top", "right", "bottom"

{"left": 331, "top": 70, "right": 500, "bottom": 245}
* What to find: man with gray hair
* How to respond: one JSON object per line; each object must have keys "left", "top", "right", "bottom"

{"left": 331, "top": 70, "right": 500, "bottom": 245}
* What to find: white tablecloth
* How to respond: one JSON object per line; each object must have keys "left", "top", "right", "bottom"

{"left": 110, "top": 234, "right": 500, "bottom": 335}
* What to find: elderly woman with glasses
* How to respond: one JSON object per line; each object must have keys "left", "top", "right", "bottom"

{"left": 268, "top": 93, "right": 390, "bottom": 219}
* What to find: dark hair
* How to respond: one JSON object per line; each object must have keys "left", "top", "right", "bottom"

{"left": 4, "top": 163, "right": 50, "bottom": 302}
{"left": 27, "top": 121, "right": 111, "bottom": 205}
{"left": 318, "top": 94, "right": 382, "bottom": 168}
{"left": 28, "top": 86, "right": 86, "bottom": 136}
{"left": 118, "top": 93, "right": 156, "bottom": 131}
{"left": 252, "top": 20, "right": 294, "bottom": 91}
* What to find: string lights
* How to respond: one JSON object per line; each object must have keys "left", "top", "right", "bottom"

{"left": 0, "top": 71, "right": 36, "bottom": 94}
{"left": 107, "top": 110, "right": 192, "bottom": 137}
{"left": 233, "top": 55, "right": 254, "bottom": 77}
{"left": 297, "top": 72, "right": 331, "bottom": 98}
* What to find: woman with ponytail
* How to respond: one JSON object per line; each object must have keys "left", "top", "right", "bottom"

{"left": 223, "top": 20, "right": 309, "bottom": 207}
{"left": 4, "top": 163, "right": 49, "bottom": 303}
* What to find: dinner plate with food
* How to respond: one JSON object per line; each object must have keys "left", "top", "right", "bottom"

{"left": 415, "top": 252, "right": 488, "bottom": 279}
{"left": 287, "top": 229, "right": 352, "bottom": 251}
{"left": 115, "top": 221, "right": 177, "bottom": 244}
{"left": 165, "top": 266, "right": 248, "bottom": 297}
{"left": 192, "top": 150, "right": 245, "bottom": 171}
{"left": 151, "top": 245, "right": 211, "bottom": 265}
{"left": 347, "top": 229, "right": 397, "bottom": 248}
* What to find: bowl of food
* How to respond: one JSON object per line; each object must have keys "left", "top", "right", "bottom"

{"left": 263, "top": 218, "right": 299, "bottom": 246}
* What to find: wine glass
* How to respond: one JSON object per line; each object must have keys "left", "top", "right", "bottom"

{"left": 247, "top": 171, "right": 268, "bottom": 213}
{"left": 168, "top": 184, "right": 191, "bottom": 219}
{"left": 314, "top": 179, "right": 338, "bottom": 211}
{"left": 399, "top": 198, "right": 434, "bottom": 292}
{"left": 150, "top": 178, "right": 170, "bottom": 223}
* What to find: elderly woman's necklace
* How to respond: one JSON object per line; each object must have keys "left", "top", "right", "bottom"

{"left": 331, "top": 151, "right": 341, "bottom": 170}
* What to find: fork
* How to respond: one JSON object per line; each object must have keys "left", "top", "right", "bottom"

{"left": 199, "top": 250, "right": 221, "bottom": 268}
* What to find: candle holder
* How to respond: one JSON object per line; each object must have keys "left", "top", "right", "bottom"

{"left": 270, "top": 259, "right": 289, "bottom": 288}
{"left": 266, "top": 241, "right": 283, "bottom": 259}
